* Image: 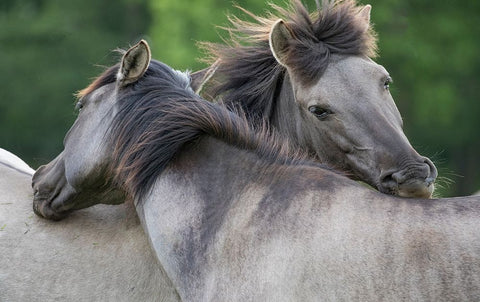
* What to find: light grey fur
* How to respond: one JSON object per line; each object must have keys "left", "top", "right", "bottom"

{"left": 0, "top": 152, "right": 180, "bottom": 302}
{"left": 0, "top": 148, "right": 35, "bottom": 175}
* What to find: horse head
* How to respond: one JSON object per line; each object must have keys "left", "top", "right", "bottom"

{"left": 198, "top": 0, "right": 437, "bottom": 198}
{"left": 32, "top": 41, "right": 151, "bottom": 220}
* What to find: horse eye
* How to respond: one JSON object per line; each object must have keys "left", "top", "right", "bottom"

{"left": 384, "top": 76, "right": 393, "bottom": 90}
{"left": 308, "top": 106, "right": 332, "bottom": 120}
{"left": 75, "top": 101, "right": 84, "bottom": 112}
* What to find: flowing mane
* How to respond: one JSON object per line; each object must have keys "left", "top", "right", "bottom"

{"left": 200, "top": 0, "right": 377, "bottom": 122}
{"left": 79, "top": 60, "right": 316, "bottom": 200}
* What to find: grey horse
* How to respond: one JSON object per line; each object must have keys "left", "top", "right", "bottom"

{"left": 194, "top": 0, "right": 437, "bottom": 198}
{"left": 0, "top": 149, "right": 179, "bottom": 301}
{"left": 32, "top": 40, "right": 480, "bottom": 301}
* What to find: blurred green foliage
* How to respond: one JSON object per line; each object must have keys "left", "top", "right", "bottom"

{"left": 0, "top": 0, "right": 150, "bottom": 164}
{"left": 0, "top": 0, "right": 478, "bottom": 196}
{"left": 369, "top": 1, "right": 480, "bottom": 196}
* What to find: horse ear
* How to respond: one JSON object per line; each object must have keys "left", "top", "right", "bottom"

{"left": 118, "top": 40, "right": 151, "bottom": 86}
{"left": 269, "top": 19, "right": 294, "bottom": 68}
{"left": 357, "top": 4, "right": 371, "bottom": 32}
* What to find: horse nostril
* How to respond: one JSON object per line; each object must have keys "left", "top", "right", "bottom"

{"left": 390, "top": 171, "right": 405, "bottom": 184}
{"left": 379, "top": 173, "right": 398, "bottom": 194}
{"left": 423, "top": 157, "right": 438, "bottom": 180}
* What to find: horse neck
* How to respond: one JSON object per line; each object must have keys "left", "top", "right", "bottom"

{"left": 271, "top": 73, "right": 305, "bottom": 148}
{"left": 133, "top": 136, "right": 480, "bottom": 300}
{"left": 134, "top": 136, "right": 277, "bottom": 300}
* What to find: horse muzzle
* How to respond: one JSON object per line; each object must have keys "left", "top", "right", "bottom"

{"left": 33, "top": 193, "right": 71, "bottom": 221}
{"left": 379, "top": 157, "right": 437, "bottom": 199}
{"left": 32, "top": 158, "right": 76, "bottom": 220}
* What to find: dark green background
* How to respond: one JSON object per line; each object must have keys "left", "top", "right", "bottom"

{"left": 1, "top": 0, "right": 478, "bottom": 197}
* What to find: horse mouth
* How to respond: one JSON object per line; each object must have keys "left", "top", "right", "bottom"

{"left": 397, "top": 181, "right": 435, "bottom": 199}
{"left": 379, "top": 178, "right": 435, "bottom": 199}
{"left": 32, "top": 189, "right": 73, "bottom": 221}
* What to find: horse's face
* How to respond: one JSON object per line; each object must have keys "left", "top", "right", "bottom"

{"left": 292, "top": 55, "right": 437, "bottom": 197}
{"left": 32, "top": 41, "right": 151, "bottom": 220}
{"left": 269, "top": 17, "right": 437, "bottom": 198}
{"left": 32, "top": 83, "right": 121, "bottom": 220}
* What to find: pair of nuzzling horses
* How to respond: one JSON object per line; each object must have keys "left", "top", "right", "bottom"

{"left": 26, "top": 1, "right": 480, "bottom": 301}
{"left": 36, "top": 0, "right": 437, "bottom": 220}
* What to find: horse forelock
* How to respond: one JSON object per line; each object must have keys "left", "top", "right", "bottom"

{"left": 200, "top": 0, "right": 377, "bottom": 121}
{"left": 76, "top": 65, "right": 119, "bottom": 99}
{"left": 94, "top": 60, "right": 315, "bottom": 201}
{"left": 285, "top": 0, "right": 377, "bottom": 82}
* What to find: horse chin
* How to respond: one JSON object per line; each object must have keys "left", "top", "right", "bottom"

{"left": 32, "top": 183, "right": 77, "bottom": 221}
{"left": 397, "top": 182, "right": 434, "bottom": 199}
{"left": 33, "top": 195, "right": 71, "bottom": 221}
{"left": 376, "top": 180, "right": 434, "bottom": 199}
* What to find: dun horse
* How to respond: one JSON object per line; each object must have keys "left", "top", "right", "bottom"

{"left": 32, "top": 40, "right": 480, "bottom": 301}
{"left": 0, "top": 149, "right": 179, "bottom": 301}
{"left": 194, "top": 0, "right": 437, "bottom": 198}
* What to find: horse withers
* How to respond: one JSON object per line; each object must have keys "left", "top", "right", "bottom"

{"left": 0, "top": 148, "right": 35, "bottom": 175}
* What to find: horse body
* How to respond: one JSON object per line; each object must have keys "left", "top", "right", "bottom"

{"left": 0, "top": 154, "right": 179, "bottom": 301}
{"left": 139, "top": 138, "right": 480, "bottom": 301}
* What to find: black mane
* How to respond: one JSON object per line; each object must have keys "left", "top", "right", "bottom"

{"left": 200, "top": 0, "right": 377, "bottom": 122}
{"left": 84, "top": 60, "right": 312, "bottom": 200}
